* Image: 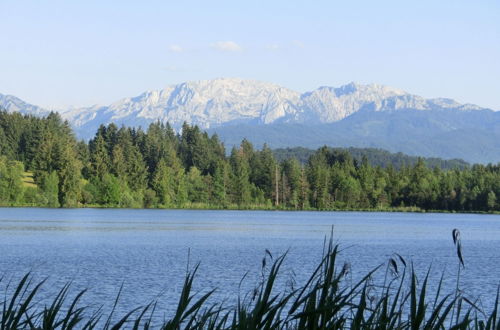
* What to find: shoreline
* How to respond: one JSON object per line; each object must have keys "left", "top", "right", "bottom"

{"left": 1, "top": 204, "right": 499, "bottom": 215}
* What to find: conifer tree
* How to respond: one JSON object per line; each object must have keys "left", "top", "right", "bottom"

{"left": 229, "top": 147, "right": 252, "bottom": 205}
{"left": 152, "top": 158, "right": 175, "bottom": 207}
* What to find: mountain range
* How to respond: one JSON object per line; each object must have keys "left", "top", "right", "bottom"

{"left": 1, "top": 78, "right": 499, "bottom": 163}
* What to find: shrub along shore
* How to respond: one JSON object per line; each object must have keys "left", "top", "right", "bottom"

{"left": 1, "top": 110, "right": 499, "bottom": 212}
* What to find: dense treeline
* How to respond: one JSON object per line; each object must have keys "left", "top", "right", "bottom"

{"left": 273, "top": 147, "right": 470, "bottom": 169}
{"left": 0, "top": 110, "right": 499, "bottom": 211}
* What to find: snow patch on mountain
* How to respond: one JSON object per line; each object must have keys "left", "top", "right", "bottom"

{"left": 0, "top": 93, "right": 50, "bottom": 116}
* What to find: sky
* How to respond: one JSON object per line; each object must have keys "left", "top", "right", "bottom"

{"left": 0, "top": 0, "right": 499, "bottom": 110}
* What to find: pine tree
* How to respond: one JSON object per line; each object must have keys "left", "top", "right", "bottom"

{"left": 58, "top": 142, "right": 82, "bottom": 207}
{"left": 187, "top": 166, "right": 208, "bottom": 203}
{"left": 89, "top": 133, "right": 110, "bottom": 179}
{"left": 152, "top": 158, "right": 175, "bottom": 207}
{"left": 211, "top": 161, "right": 228, "bottom": 206}
{"left": 229, "top": 147, "right": 252, "bottom": 206}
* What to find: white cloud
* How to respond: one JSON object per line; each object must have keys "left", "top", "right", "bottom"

{"left": 211, "top": 41, "right": 243, "bottom": 52}
{"left": 169, "top": 44, "right": 183, "bottom": 53}
{"left": 292, "top": 40, "right": 305, "bottom": 48}
{"left": 267, "top": 44, "right": 280, "bottom": 51}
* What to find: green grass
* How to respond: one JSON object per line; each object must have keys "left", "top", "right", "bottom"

{"left": 1, "top": 230, "right": 499, "bottom": 329}
{"left": 21, "top": 171, "right": 37, "bottom": 188}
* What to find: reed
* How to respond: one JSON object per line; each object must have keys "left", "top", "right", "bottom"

{"left": 1, "top": 230, "right": 498, "bottom": 329}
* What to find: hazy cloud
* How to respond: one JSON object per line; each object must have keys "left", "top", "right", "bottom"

{"left": 292, "top": 40, "right": 305, "bottom": 48}
{"left": 266, "top": 44, "right": 280, "bottom": 51}
{"left": 211, "top": 41, "right": 243, "bottom": 52}
{"left": 169, "top": 44, "right": 183, "bottom": 53}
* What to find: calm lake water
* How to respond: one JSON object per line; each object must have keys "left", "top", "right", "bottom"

{"left": 1, "top": 208, "right": 500, "bottom": 320}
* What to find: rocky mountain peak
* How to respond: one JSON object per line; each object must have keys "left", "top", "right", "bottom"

{"left": 0, "top": 79, "right": 490, "bottom": 140}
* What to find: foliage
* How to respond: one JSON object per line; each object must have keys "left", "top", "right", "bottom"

{"left": 0, "top": 155, "right": 24, "bottom": 205}
{"left": 274, "top": 146, "right": 470, "bottom": 170}
{"left": 0, "top": 110, "right": 499, "bottom": 211}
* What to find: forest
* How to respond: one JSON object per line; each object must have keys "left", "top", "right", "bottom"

{"left": 0, "top": 110, "right": 499, "bottom": 211}
{"left": 273, "top": 146, "right": 469, "bottom": 169}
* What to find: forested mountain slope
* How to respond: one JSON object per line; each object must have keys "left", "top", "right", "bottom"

{"left": 209, "top": 108, "right": 500, "bottom": 163}
{"left": 273, "top": 147, "right": 469, "bottom": 169}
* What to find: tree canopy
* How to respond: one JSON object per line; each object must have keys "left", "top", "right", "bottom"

{"left": 0, "top": 110, "right": 499, "bottom": 212}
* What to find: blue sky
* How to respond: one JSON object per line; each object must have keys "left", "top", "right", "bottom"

{"left": 1, "top": 0, "right": 499, "bottom": 109}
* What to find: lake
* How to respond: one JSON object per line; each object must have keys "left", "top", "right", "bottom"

{"left": 1, "top": 208, "right": 499, "bottom": 320}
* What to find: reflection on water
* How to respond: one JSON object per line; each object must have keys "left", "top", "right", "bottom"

{"left": 0, "top": 208, "right": 499, "bottom": 319}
